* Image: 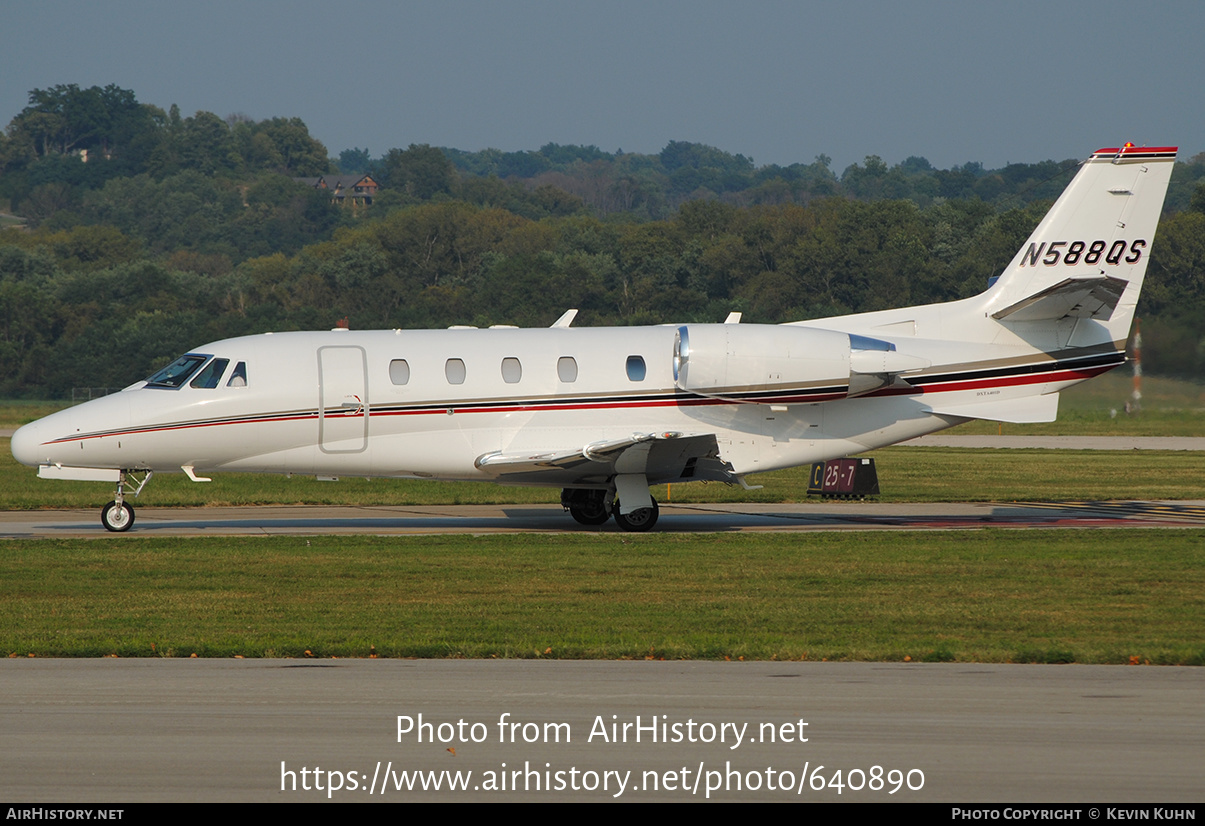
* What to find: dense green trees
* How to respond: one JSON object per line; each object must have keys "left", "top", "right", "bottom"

{"left": 3, "top": 180, "right": 1204, "bottom": 396}
{"left": 1, "top": 85, "right": 331, "bottom": 218}
{"left": 381, "top": 144, "right": 457, "bottom": 200}
{"left": 7, "top": 84, "right": 158, "bottom": 166}
{"left": 2, "top": 83, "right": 1204, "bottom": 396}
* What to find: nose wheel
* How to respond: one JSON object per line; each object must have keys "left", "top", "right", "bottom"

{"left": 101, "top": 500, "right": 135, "bottom": 532}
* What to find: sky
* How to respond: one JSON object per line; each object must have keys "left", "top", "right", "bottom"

{"left": 2, "top": 0, "right": 1202, "bottom": 173}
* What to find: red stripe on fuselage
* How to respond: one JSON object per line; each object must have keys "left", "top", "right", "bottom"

{"left": 912, "top": 365, "right": 1112, "bottom": 394}
{"left": 38, "top": 365, "right": 1109, "bottom": 446}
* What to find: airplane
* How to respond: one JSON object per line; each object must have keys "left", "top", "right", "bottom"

{"left": 10, "top": 144, "right": 1177, "bottom": 532}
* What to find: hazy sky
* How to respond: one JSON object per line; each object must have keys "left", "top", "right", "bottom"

{"left": 2, "top": 0, "right": 1201, "bottom": 172}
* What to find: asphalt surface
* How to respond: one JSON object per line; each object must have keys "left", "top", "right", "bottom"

{"left": 2, "top": 659, "right": 1200, "bottom": 802}
{"left": 4, "top": 499, "right": 1205, "bottom": 538}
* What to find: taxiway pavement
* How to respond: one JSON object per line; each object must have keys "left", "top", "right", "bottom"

{"left": 2, "top": 659, "right": 1200, "bottom": 802}
{"left": 4, "top": 499, "right": 1205, "bottom": 538}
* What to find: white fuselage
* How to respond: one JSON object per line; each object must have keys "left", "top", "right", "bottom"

{"left": 10, "top": 322, "right": 1109, "bottom": 486}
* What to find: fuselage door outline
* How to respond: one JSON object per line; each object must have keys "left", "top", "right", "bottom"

{"left": 318, "top": 345, "right": 369, "bottom": 453}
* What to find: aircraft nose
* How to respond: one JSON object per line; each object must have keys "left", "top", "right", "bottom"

{"left": 10, "top": 421, "right": 46, "bottom": 467}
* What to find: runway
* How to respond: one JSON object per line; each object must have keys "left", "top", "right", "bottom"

{"left": 1, "top": 659, "right": 1201, "bottom": 802}
{"left": 4, "top": 499, "right": 1205, "bottom": 538}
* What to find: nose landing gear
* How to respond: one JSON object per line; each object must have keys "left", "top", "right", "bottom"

{"left": 100, "top": 470, "right": 152, "bottom": 532}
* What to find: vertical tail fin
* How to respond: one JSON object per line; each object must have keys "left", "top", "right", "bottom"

{"left": 984, "top": 145, "right": 1176, "bottom": 342}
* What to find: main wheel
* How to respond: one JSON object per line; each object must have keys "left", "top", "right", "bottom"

{"left": 101, "top": 500, "right": 135, "bottom": 532}
{"left": 569, "top": 499, "right": 611, "bottom": 526}
{"left": 612, "top": 497, "right": 659, "bottom": 532}
{"left": 563, "top": 489, "right": 611, "bottom": 526}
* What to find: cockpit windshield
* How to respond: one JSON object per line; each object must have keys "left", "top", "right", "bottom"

{"left": 145, "top": 354, "right": 210, "bottom": 389}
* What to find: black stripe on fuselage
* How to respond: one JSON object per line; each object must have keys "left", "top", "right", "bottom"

{"left": 906, "top": 351, "right": 1123, "bottom": 388}
{"left": 44, "top": 350, "right": 1120, "bottom": 444}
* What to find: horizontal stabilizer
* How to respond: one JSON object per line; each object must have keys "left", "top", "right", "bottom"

{"left": 992, "top": 276, "right": 1128, "bottom": 322}
{"left": 925, "top": 392, "right": 1059, "bottom": 424}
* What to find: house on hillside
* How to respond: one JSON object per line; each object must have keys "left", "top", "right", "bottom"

{"left": 294, "top": 174, "right": 378, "bottom": 206}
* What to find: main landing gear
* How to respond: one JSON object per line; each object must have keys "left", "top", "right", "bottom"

{"left": 612, "top": 498, "right": 659, "bottom": 532}
{"left": 101, "top": 470, "right": 152, "bottom": 532}
{"left": 562, "top": 489, "right": 611, "bottom": 526}
{"left": 561, "top": 488, "right": 660, "bottom": 532}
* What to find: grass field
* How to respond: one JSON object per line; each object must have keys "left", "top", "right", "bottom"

{"left": 2, "top": 530, "right": 1201, "bottom": 664}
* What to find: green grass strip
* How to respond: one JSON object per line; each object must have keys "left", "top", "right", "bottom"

{"left": 3, "top": 531, "right": 1202, "bottom": 663}
{"left": 3, "top": 441, "right": 1205, "bottom": 507}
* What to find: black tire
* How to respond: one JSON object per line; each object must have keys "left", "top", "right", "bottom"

{"left": 101, "top": 500, "right": 135, "bottom": 532}
{"left": 612, "top": 497, "right": 659, "bottom": 532}
{"left": 570, "top": 501, "right": 611, "bottom": 526}
{"left": 564, "top": 489, "right": 611, "bottom": 526}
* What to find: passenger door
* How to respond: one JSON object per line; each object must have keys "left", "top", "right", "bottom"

{"left": 318, "top": 345, "right": 368, "bottom": 453}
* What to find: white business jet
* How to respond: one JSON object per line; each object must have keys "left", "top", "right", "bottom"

{"left": 11, "top": 144, "right": 1176, "bottom": 531}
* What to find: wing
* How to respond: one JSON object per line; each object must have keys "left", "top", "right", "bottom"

{"left": 474, "top": 432, "right": 734, "bottom": 487}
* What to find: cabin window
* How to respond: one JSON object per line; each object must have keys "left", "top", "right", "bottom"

{"left": 145, "top": 354, "right": 209, "bottom": 389}
{"left": 626, "top": 355, "right": 647, "bottom": 382}
{"left": 190, "top": 358, "right": 230, "bottom": 389}
{"left": 227, "top": 362, "right": 248, "bottom": 387}
{"left": 501, "top": 357, "right": 522, "bottom": 384}
{"left": 389, "top": 359, "right": 410, "bottom": 385}
{"left": 445, "top": 358, "right": 466, "bottom": 385}
{"left": 557, "top": 356, "right": 578, "bottom": 383}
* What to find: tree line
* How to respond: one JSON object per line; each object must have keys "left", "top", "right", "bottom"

{"left": 2, "top": 84, "right": 1204, "bottom": 396}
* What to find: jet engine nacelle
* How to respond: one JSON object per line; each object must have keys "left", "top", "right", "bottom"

{"left": 673, "top": 324, "right": 928, "bottom": 403}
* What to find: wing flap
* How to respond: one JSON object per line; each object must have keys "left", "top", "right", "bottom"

{"left": 475, "top": 432, "right": 733, "bottom": 486}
